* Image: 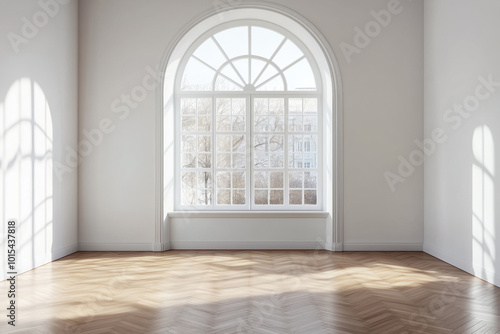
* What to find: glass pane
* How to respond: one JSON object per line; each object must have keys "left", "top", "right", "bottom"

{"left": 288, "top": 115, "right": 303, "bottom": 132}
{"left": 182, "top": 153, "right": 196, "bottom": 168}
{"left": 197, "top": 153, "right": 212, "bottom": 168}
{"left": 284, "top": 58, "right": 316, "bottom": 91}
{"left": 289, "top": 98, "right": 302, "bottom": 114}
{"left": 232, "top": 98, "right": 246, "bottom": 115}
{"left": 304, "top": 172, "right": 318, "bottom": 189}
{"left": 270, "top": 190, "right": 284, "bottom": 205}
{"left": 270, "top": 135, "right": 284, "bottom": 152}
{"left": 303, "top": 154, "right": 317, "bottom": 168}
{"left": 254, "top": 115, "right": 269, "bottom": 132}
{"left": 272, "top": 39, "right": 303, "bottom": 68}
{"left": 289, "top": 172, "right": 303, "bottom": 188}
{"left": 233, "top": 135, "right": 246, "bottom": 152}
{"left": 269, "top": 116, "right": 284, "bottom": 132}
{"left": 193, "top": 38, "right": 227, "bottom": 70}
{"left": 217, "top": 115, "right": 231, "bottom": 132}
{"left": 254, "top": 65, "right": 279, "bottom": 87}
{"left": 216, "top": 98, "right": 231, "bottom": 115}
{"left": 232, "top": 116, "right": 246, "bottom": 132}
{"left": 198, "top": 189, "right": 212, "bottom": 205}
{"left": 182, "top": 116, "right": 196, "bottom": 132}
{"left": 220, "top": 64, "right": 245, "bottom": 86}
{"left": 304, "top": 135, "right": 317, "bottom": 152}
{"left": 233, "top": 172, "right": 246, "bottom": 188}
{"left": 217, "top": 172, "right": 231, "bottom": 188}
{"left": 198, "top": 98, "right": 212, "bottom": 114}
{"left": 254, "top": 98, "right": 268, "bottom": 115}
{"left": 304, "top": 190, "right": 317, "bottom": 205}
{"left": 251, "top": 26, "right": 285, "bottom": 59}
{"left": 254, "top": 136, "right": 268, "bottom": 152}
{"left": 181, "top": 135, "right": 196, "bottom": 152}
{"left": 214, "top": 26, "right": 249, "bottom": 59}
{"left": 232, "top": 153, "right": 246, "bottom": 169}
{"left": 182, "top": 172, "right": 196, "bottom": 189}
{"left": 215, "top": 76, "right": 243, "bottom": 91}
{"left": 254, "top": 171, "right": 268, "bottom": 188}
{"left": 181, "top": 189, "right": 196, "bottom": 206}
{"left": 303, "top": 98, "right": 318, "bottom": 113}
{"left": 289, "top": 190, "right": 302, "bottom": 205}
{"left": 181, "top": 57, "right": 214, "bottom": 91}
{"left": 257, "top": 76, "right": 284, "bottom": 91}
{"left": 233, "top": 58, "right": 250, "bottom": 85}
{"left": 233, "top": 190, "right": 246, "bottom": 205}
{"left": 303, "top": 116, "right": 317, "bottom": 132}
{"left": 289, "top": 154, "right": 303, "bottom": 168}
{"left": 255, "top": 190, "right": 268, "bottom": 205}
{"left": 198, "top": 116, "right": 212, "bottom": 132}
{"left": 181, "top": 98, "right": 196, "bottom": 115}
{"left": 198, "top": 136, "right": 211, "bottom": 152}
{"left": 270, "top": 154, "right": 284, "bottom": 168}
{"left": 269, "top": 98, "right": 284, "bottom": 115}
{"left": 255, "top": 153, "right": 269, "bottom": 168}
{"left": 289, "top": 135, "right": 303, "bottom": 152}
{"left": 198, "top": 172, "right": 212, "bottom": 188}
{"left": 217, "top": 190, "right": 231, "bottom": 205}
{"left": 217, "top": 135, "right": 231, "bottom": 152}
{"left": 270, "top": 172, "right": 283, "bottom": 188}
{"left": 217, "top": 153, "right": 231, "bottom": 168}
{"left": 251, "top": 59, "right": 267, "bottom": 84}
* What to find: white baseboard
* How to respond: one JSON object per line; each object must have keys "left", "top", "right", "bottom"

{"left": 31, "top": 243, "right": 78, "bottom": 270}
{"left": 323, "top": 242, "right": 343, "bottom": 251}
{"left": 52, "top": 243, "right": 79, "bottom": 260}
{"left": 343, "top": 242, "right": 423, "bottom": 251}
{"left": 1, "top": 243, "right": 78, "bottom": 281}
{"left": 424, "top": 244, "right": 500, "bottom": 287}
{"left": 170, "top": 241, "right": 325, "bottom": 250}
{"left": 78, "top": 242, "right": 155, "bottom": 251}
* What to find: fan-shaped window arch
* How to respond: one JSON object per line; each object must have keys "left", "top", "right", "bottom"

{"left": 178, "top": 22, "right": 319, "bottom": 93}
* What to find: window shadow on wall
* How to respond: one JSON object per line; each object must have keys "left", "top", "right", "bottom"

{"left": 472, "top": 125, "right": 496, "bottom": 281}
{"left": 0, "top": 78, "right": 53, "bottom": 274}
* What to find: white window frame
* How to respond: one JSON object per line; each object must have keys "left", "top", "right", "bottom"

{"left": 157, "top": 5, "right": 344, "bottom": 252}
{"left": 174, "top": 21, "right": 323, "bottom": 211}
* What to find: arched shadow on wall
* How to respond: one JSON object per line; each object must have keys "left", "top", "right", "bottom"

{"left": 472, "top": 125, "right": 496, "bottom": 281}
{"left": 0, "top": 78, "right": 53, "bottom": 275}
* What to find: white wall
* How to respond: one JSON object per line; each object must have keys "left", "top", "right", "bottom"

{"left": 78, "top": 0, "right": 424, "bottom": 250}
{"left": 424, "top": 0, "right": 500, "bottom": 286}
{"left": 0, "top": 0, "right": 78, "bottom": 280}
{"left": 169, "top": 213, "right": 327, "bottom": 250}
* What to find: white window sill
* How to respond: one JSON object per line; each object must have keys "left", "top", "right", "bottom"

{"left": 168, "top": 211, "right": 329, "bottom": 219}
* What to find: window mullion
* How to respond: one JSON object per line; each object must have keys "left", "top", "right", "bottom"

{"left": 248, "top": 95, "right": 254, "bottom": 210}
{"left": 284, "top": 97, "right": 289, "bottom": 207}
{"left": 248, "top": 26, "right": 252, "bottom": 85}
{"left": 211, "top": 94, "right": 216, "bottom": 209}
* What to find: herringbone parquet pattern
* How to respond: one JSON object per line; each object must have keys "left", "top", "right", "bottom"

{"left": 1, "top": 251, "right": 500, "bottom": 333}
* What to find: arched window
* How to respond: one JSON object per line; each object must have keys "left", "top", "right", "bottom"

{"left": 159, "top": 6, "right": 343, "bottom": 251}
{"left": 176, "top": 22, "right": 322, "bottom": 210}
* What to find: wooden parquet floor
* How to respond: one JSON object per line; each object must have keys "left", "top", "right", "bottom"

{"left": 1, "top": 251, "right": 500, "bottom": 334}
